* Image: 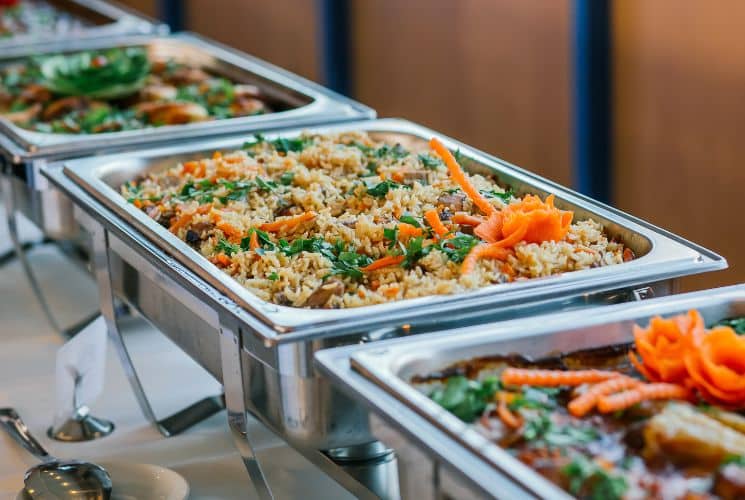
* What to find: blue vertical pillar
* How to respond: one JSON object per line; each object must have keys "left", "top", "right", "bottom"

{"left": 573, "top": 0, "right": 612, "bottom": 203}
{"left": 317, "top": 0, "right": 352, "bottom": 96}
{"left": 158, "top": 0, "right": 184, "bottom": 32}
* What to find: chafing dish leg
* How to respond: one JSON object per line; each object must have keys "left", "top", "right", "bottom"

{"left": 325, "top": 443, "right": 401, "bottom": 499}
{"left": 219, "top": 324, "right": 274, "bottom": 499}
{"left": 90, "top": 223, "right": 224, "bottom": 437}
{"left": 1, "top": 175, "right": 64, "bottom": 335}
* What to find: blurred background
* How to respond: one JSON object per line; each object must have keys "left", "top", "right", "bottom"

{"left": 119, "top": 0, "right": 743, "bottom": 292}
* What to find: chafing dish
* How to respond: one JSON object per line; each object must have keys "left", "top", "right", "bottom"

{"left": 316, "top": 284, "right": 745, "bottom": 499}
{"left": 44, "top": 118, "right": 725, "bottom": 498}
{"left": 0, "top": 32, "right": 375, "bottom": 239}
{"left": 0, "top": 0, "right": 167, "bottom": 53}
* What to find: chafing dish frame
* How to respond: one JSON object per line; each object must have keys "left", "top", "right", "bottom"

{"left": 316, "top": 284, "right": 745, "bottom": 499}
{"left": 0, "top": 0, "right": 167, "bottom": 53}
{"left": 62, "top": 117, "right": 725, "bottom": 343}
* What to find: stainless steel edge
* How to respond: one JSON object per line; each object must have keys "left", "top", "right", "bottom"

{"left": 0, "top": 32, "right": 375, "bottom": 164}
{"left": 59, "top": 117, "right": 726, "bottom": 341}
{"left": 0, "top": 0, "right": 167, "bottom": 53}
{"left": 315, "top": 284, "right": 745, "bottom": 499}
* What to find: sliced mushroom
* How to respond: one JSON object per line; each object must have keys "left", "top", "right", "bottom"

{"left": 438, "top": 192, "right": 467, "bottom": 211}
{"left": 302, "top": 279, "right": 345, "bottom": 308}
{"left": 2, "top": 103, "right": 41, "bottom": 124}
{"left": 135, "top": 101, "right": 209, "bottom": 125}
{"left": 402, "top": 169, "right": 429, "bottom": 185}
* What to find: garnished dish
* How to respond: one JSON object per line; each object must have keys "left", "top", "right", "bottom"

{"left": 414, "top": 310, "right": 745, "bottom": 499}
{"left": 0, "top": 0, "right": 89, "bottom": 39}
{"left": 0, "top": 46, "right": 273, "bottom": 133}
{"left": 121, "top": 132, "right": 634, "bottom": 308}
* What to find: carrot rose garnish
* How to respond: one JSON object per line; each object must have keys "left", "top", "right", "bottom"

{"left": 684, "top": 326, "right": 745, "bottom": 407}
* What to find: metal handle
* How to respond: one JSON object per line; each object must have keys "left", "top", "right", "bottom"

{"left": 0, "top": 408, "right": 52, "bottom": 462}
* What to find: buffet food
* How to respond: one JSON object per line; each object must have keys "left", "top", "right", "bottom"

{"left": 0, "top": 0, "right": 88, "bottom": 39}
{"left": 121, "top": 131, "right": 634, "bottom": 309}
{"left": 0, "top": 45, "right": 273, "bottom": 133}
{"left": 413, "top": 310, "right": 745, "bottom": 500}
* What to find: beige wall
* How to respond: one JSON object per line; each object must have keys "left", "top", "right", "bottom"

{"left": 613, "top": 1, "right": 745, "bottom": 290}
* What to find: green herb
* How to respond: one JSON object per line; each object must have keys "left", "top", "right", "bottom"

{"left": 242, "top": 133, "right": 266, "bottom": 150}
{"left": 383, "top": 227, "right": 399, "bottom": 250}
{"left": 429, "top": 376, "right": 500, "bottom": 423}
{"left": 402, "top": 236, "right": 426, "bottom": 268}
{"left": 39, "top": 47, "right": 150, "bottom": 99}
{"left": 374, "top": 143, "right": 409, "bottom": 160}
{"left": 480, "top": 188, "right": 514, "bottom": 203}
{"left": 711, "top": 316, "right": 745, "bottom": 334}
{"left": 255, "top": 177, "right": 277, "bottom": 192}
{"left": 351, "top": 142, "right": 374, "bottom": 155}
{"left": 270, "top": 137, "right": 312, "bottom": 154}
{"left": 215, "top": 238, "right": 240, "bottom": 256}
{"left": 240, "top": 228, "right": 275, "bottom": 253}
{"left": 418, "top": 153, "right": 443, "bottom": 169}
{"left": 509, "top": 386, "right": 559, "bottom": 411}
{"left": 280, "top": 172, "right": 295, "bottom": 186}
{"left": 366, "top": 179, "right": 411, "bottom": 197}
{"left": 562, "top": 454, "right": 627, "bottom": 500}
{"left": 330, "top": 251, "right": 373, "bottom": 280}
{"left": 219, "top": 179, "right": 254, "bottom": 202}
{"left": 178, "top": 179, "right": 219, "bottom": 203}
{"left": 432, "top": 234, "right": 480, "bottom": 263}
{"left": 523, "top": 413, "right": 597, "bottom": 447}
{"left": 267, "top": 272, "right": 279, "bottom": 281}
{"left": 722, "top": 455, "right": 745, "bottom": 466}
{"left": 454, "top": 149, "right": 468, "bottom": 165}
{"left": 398, "top": 215, "right": 421, "bottom": 228}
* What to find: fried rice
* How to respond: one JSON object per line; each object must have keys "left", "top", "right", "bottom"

{"left": 121, "top": 131, "right": 632, "bottom": 309}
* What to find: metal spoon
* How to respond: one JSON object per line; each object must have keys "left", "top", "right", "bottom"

{"left": 0, "top": 408, "right": 112, "bottom": 499}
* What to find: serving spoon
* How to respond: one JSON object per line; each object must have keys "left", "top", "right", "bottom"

{"left": 0, "top": 408, "right": 112, "bottom": 499}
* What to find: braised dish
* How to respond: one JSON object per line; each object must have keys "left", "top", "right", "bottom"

{"left": 0, "top": 45, "right": 273, "bottom": 133}
{"left": 414, "top": 311, "right": 745, "bottom": 499}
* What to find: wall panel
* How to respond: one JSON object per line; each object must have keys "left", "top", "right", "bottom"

{"left": 613, "top": 1, "right": 745, "bottom": 290}
{"left": 351, "top": 0, "right": 572, "bottom": 186}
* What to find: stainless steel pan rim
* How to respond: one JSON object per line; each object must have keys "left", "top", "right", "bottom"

{"left": 315, "top": 284, "right": 745, "bottom": 500}
{"left": 60, "top": 118, "right": 726, "bottom": 341}
{"left": 0, "top": 0, "right": 167, "bottom": 53}
{"left": 0, "top": 32, "right": 374, "bottom": 164}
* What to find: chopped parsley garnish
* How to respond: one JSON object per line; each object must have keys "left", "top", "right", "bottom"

{"left": 242, "top": 133, "right": 265, "bottom": 150}
{"left": 329, "top": 251, "right": 373, "bottom": 280}
{"left": 562, "top": 454, "right": 627, "bottom": 500}
{"left": 711, "top": 316, "right": 745, "bottom": 334}
{"left": 480, "top": 188, "right": 514, "bottom": 203}
{"left": 270, "top": 136, "right": 312, "bottom": 154}
{"left": 402, "top": 236, "right": 426, "bottom": 268}
{"left": 218, "top": 179, "right": 254, "bottom": 202}
{"left": 418, "top": 153, "right": 443, "bottom": 169}
{"left": 722, "top": 455, "right": 745, "bottom": 466}
{"left": 255, "top": 177, "right": 277, "bottom": 192}
{"left": 429, "top": 376, "right": 500, "bottom": 423}
{"left": 431, "top": 234, "right": 480, "bottom": 263}
{"left": 178, "top": 179, "right": 218, "bottom": 203}
{"left": 240, "top": 228, "right": 275, "bottom": 253}
{"left": 365, "top": 179, "right": 412, "bottom": 197}
{"left": 398, "top": 215, "right": 421, "bottom": 228}
{"left": 374, "top": 143, "right": 409, "bottom": 160}
{"left": 215, "top": 238, "right": 240, "bottom": 256}
{"left": 509, "top": 386, "right": 559, "bottom": 411}
{"left": 523, "top": 413, "right": 597, "bottom": 447}
{"left": 267, "top": 272, "right": 279, "bottom": 281}
{"left": 279, "top": 172, "right": 295, "bottom": 186}
{"left": 383, "top": 227, "right": 399, "bottom": 249}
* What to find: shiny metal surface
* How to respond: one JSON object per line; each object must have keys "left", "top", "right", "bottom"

{"left": 0, "top": 0, "right": 166, "bottom": 54}
{"left": 315, "top": 284, "right": 745, "bottom": 499}
{"left": 0, "top": 407, "right": 112, "bottom": 500}
{"left": 62, "top": 118, "right": 725, "bottom": 342}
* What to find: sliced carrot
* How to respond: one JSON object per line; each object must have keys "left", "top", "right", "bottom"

{"left": 685, "top": 326, "right": 745, "bottom": 406}
{"left": 216, "top": 221, "right": 242, "bottom": 240}
{"left": 424, "top": 209, "right": 450, "bottom": 238}
{"left": 248, "top": 230, "right": 260, "bottom": 251}
{"left": 383, "top": 285, "right": 400, "bottom": 297}
{"left": 169, "top": 203, "right": 213, "bottom": 233}
{"left": 567, "top": 375, "right": 640, "bottom": 417}
{"left": 497, "top": 395, "right": 523, "bottom": 429}
{"left": 623, "top": 248, "right": 635, "bottom": 262}
{"left": 391, "top": 172, "right": 405, "bottom": 183}
{"left": 429, "top": 138, "right": 495, "bottom": 216}
{"left": 461, "top": 243, "right": 512, "bottom": 274}
{"left": 501, "top": 368, "right": 620, "bottom": 387}
{"left": 474, "top": 211, "right": 502, "bottom": 243}
{"left": 596, "top": 383, "right": 689, "bottom": 413}
{"left": 398, "top": 222, "right": 424, "bottom": 239}
{"left": 452, "top": 212, "right": 484, "bottom": 226}
{"left": 133, "top": 199, "right": 143, "bottom": 209}
{"left": 260, "top": 212, "right": 316, "bottom": 232}
{"left": 361, "top": 255, "right": 405, "bottom": 272}
{"left": 210, "top": 253, "right": 232, "bottom": 267}
{"left": 212, "top": 151, "right": 222, "bottom": 160}
{"left": 182, "top": 161, "right": 199, "bottom": 174}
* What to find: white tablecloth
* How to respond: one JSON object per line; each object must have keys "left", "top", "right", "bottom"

{"left": 0, "top": 209, "right": 351, "bottom": 499}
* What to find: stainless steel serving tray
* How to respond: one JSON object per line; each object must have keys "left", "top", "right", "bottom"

{"left": 0, "top": 32, "right": 375, "bottom": 176}
{"left": 62, "top": 118, "right": 726, "bottom": 342}
{"left": 315, "top": 284, "right": 745, "bottom": 499}
{"left": 0, "top": 0, "right": 166, "bottom": 53}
